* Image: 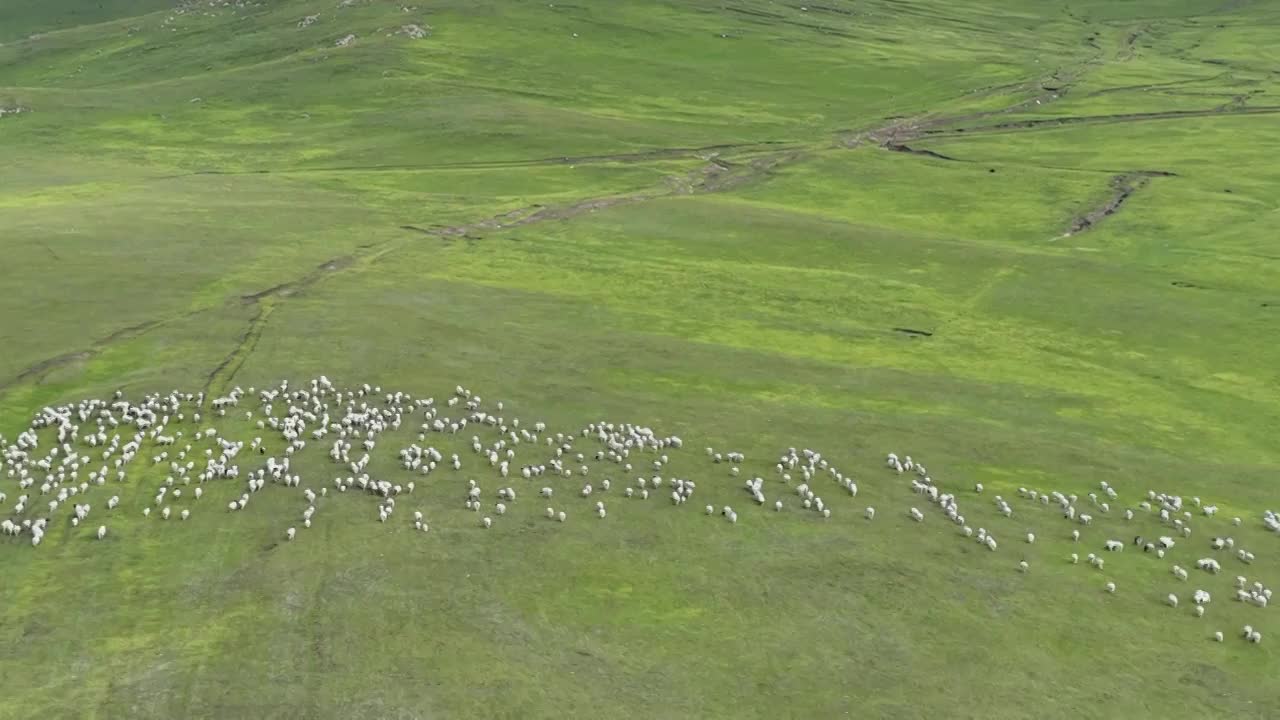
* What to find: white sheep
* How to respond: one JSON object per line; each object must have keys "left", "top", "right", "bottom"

{"left": 1167, "top": 593, "right": 1179, "bottom": 608}
{"left": 287, "top": 527, "right": 296, "bottom": 540}
{"left": 482, "top": 517, "right": 492, "bottom": 529}
{"left": 1105, "top": 582, "right": 1115, "bottom": 594}
{"left": 97, "top": 525, "right": 107, "bottom": 540}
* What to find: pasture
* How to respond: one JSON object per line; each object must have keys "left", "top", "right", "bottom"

{"left": 1, "top": 1, "right": 1278, "bottom": 718}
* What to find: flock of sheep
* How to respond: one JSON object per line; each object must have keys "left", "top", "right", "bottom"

{"left": 1, "top": 376, "right": 1274, "bottom": 648}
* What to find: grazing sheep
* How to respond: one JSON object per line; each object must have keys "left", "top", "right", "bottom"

{"left": 1213, "top": 631, "right": 1224, "bottom": 642}
{"left": 545, "top": 507, "right": 555, "bottom": 519}
{"left": 1071, "top": 530, "right": 1080, "bottom": 542}
{"left": 1197, "top": 558, "right": 1222, "bottom": 574}
{"left": 1026, "top": 532, "right": 1035, "bottom": 544}
{"left": 1018, "top": 561, "right": 1029, "bottom": 573}
{"left": 1104, "top": 540, "right": 1123, "bottom": 552}
{"left": 286, "top": 528, "right": 296, "bottom": 540}
{"left": 482, "top": 517, "right": 492, "bottom": 529}
{"left": 97, "top": 525, "right": 107, "bottom": 540}
{"left": 1105, "top": 582, "right": 1115, "bottom": 594}
{"left": 1167, "top": 594, "right": 1179, "bottom": 608}
{"left": 1071, "top": 553, "right": 1079, "bottom": 564}
{"left": 864, "top": 507, "right": 875, "bottom": 520}
{"left": 557, "top": 511, "right": 566, "bottom": 523}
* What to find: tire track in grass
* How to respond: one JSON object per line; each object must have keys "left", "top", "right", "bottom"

{"left": 0, "top": 320, "right": 164, "bottom": 394}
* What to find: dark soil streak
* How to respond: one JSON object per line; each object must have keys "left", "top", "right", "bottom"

{"left": 1065, "top": 174, "right": 1150, "bottom": 236}
{"left": 240, "top": 256, "right": 354, "bottom": 303}
{"left": 885, "top": 143, "right": 956, "bottom": 161}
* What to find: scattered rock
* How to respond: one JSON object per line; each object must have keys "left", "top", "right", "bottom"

{"left": 397, "top": 24, "right": 429, "bottom": 39}
{"left": 0, "top": 106, "right": 28, "bottom": 118}
{"left": 335, "top": 34, "right": 357, "bottom": 47}
{"left": 298, "top": 14, "right": 320, "bottom": 29}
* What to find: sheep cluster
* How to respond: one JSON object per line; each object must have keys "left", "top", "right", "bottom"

{"left": 1, "top": 380, "right": 1271, "bottom": 654}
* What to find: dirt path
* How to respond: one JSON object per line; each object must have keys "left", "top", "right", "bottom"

{"left": 153, "top": 142, "right": 797, "bottom": 179}
{"left": 3, "top": 19, "right": 1265, "bottom": 397}
{"left": 923, "top": 105, "right": 1280, "bottom": 137}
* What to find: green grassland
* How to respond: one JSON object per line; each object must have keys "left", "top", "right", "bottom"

{"left": 1, "top": 1, "right": 1278, "bottom": 718}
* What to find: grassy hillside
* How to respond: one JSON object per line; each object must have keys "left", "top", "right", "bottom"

{"left": 2, "top": 1, "right": 1278, "bottom": 718}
